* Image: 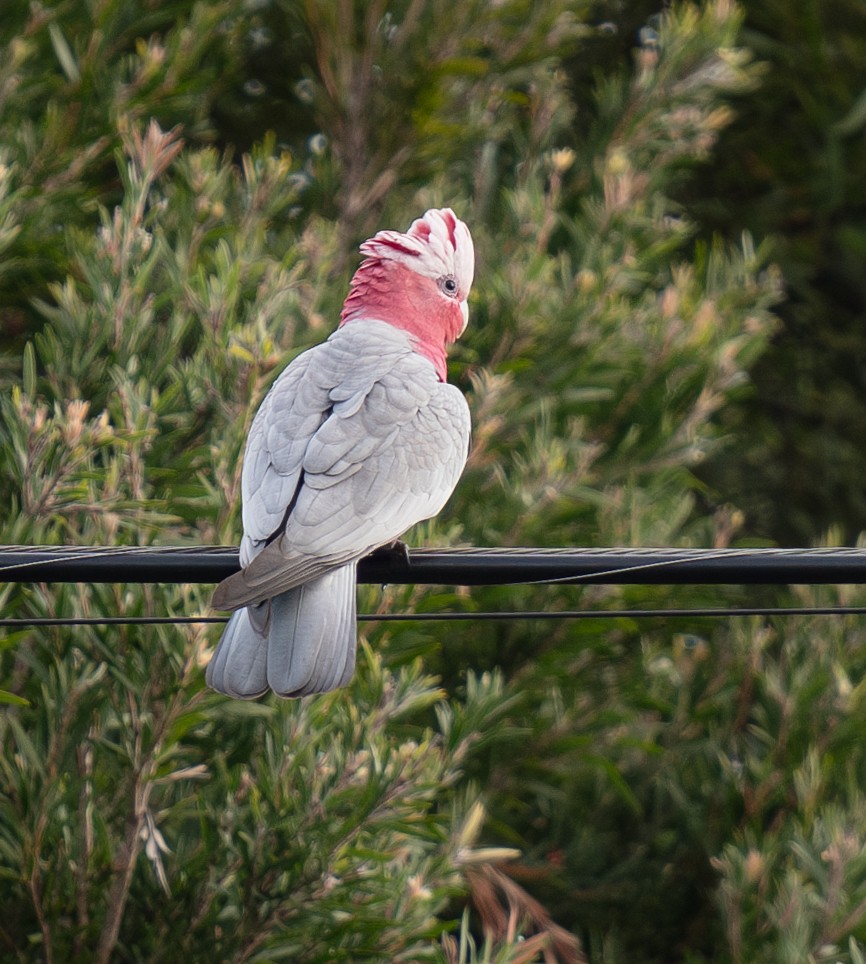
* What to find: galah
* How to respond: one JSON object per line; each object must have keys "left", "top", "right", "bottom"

{"left": 207, "top": 208, "right": 474, "bottom": 699}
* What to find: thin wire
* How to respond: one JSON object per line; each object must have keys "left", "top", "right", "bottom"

{"left": 521, "top": 546, "right": 866, "bottom": 586}
{"left": 527, "top": 546, "right": 757, "bottom": 585}
{"left": 3, "top": 605, "right": 866, "bottom": 627}
{"left": 0, "top": 544, "right": 178, "bottom": 577}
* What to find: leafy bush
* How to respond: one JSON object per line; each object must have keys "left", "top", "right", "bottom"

{"left": 2, "top": 2, "right": 866, "bottom": 962}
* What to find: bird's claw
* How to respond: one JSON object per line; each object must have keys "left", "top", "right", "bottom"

{"left": 369, "top": 539, "right": 411, "bottom": 567}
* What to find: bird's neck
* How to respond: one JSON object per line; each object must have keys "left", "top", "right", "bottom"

{"left": 340, "top": 261, "right": 461, "bottom": 381}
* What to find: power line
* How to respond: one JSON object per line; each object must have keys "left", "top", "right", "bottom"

{"left": 4, "top": 545, "right": 866, "bottom": 627}
{"left": 3, "top": 605, "right": 866, "bottom": 628}
{"left": 3, "top": 545, "right": 866, "bottom": 586}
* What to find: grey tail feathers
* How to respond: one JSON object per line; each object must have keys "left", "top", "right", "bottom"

{"left": 206, "top": 563, "right": 358, "bottom": 699}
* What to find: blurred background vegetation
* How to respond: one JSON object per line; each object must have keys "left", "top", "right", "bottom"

{"left": 2, "top": 1, "right": 866, "bottom": 961}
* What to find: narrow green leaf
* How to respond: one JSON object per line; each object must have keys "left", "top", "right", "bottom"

{"left": 22, "top": 342, "right": 36, "bottom": 399}
{"left": 48, "top": 23, "right": 81, "bottom": 83}
{"left": 0, "top": 689, "right": 29, "bottom": 707}
{"left": 834, "top": 86, "right": 866, "bottom": 136}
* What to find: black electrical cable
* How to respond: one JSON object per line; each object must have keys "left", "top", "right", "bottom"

{"left": 3, "top": 605, "right": 866, "bottom": 628}
{"left": 4, "top": 544, "right": 866, "bottom": 586}
{"left": 4, "top": 545, "right": 866, "bottom": 628}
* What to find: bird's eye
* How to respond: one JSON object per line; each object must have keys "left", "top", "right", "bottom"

{"left": 439, "top": 275, "right": 459, "bottom": 297}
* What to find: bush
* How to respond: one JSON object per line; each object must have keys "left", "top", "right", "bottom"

{"left": 2, "top": 2, "right": 865, "bottom": 961}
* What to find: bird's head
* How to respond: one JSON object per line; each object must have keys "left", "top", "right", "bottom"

{"left": 340, "top": 208, "right": 474, "bottom": 380}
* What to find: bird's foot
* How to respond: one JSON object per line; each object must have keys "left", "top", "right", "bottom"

{"left": 369, "top": 539, "right": 411, "bottom": 567}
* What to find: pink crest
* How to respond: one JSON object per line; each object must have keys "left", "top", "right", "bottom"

{"left": 358, "top": 207, "right": 474, "bottom": 297}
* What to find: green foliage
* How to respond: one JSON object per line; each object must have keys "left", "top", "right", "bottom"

{"left": 682, "top": 0, "right": 866, "bottom": 543}
{"left": 0, "top": 0, "right": 239, "bottom": 336}
{"left": 710, "top": 583, "right": 866, "bottom": 964}
{"left": 0, "top": 630, "right": 514, "bottom": 960}
{"left": 1, "top": 1, "right": 864, "bottom": 962}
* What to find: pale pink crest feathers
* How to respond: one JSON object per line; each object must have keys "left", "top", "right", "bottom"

{"left": 358, "top": 207, "right": 474, "bottom": 300}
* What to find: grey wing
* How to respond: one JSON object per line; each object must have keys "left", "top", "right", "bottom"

{"left": 238, "top": 323, "right": 416, "bottom": 563}
{"left": 238, "top": 349, "right": 321, "bottom": 564}
{"left": 216, "top": 349, "right": 470, "bottom": 609}
{"left": 292, "top": 367, "right": 470, "bottom": 555}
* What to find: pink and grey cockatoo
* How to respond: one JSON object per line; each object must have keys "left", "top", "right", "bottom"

{"left": 207, "top": 208, "right": 474, "bottom": 699}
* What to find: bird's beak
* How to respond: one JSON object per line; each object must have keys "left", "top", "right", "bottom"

{"left": 459, "top": 300, "right": 469, "bottom": 336}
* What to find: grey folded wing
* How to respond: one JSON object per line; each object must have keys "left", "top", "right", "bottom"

{"left": 213, "top": 321, "right": 470, "bottom": 610}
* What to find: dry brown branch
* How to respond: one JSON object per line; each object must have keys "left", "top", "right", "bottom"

{"left": 466, "top": 863, "right": 586, "bottom": 964}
